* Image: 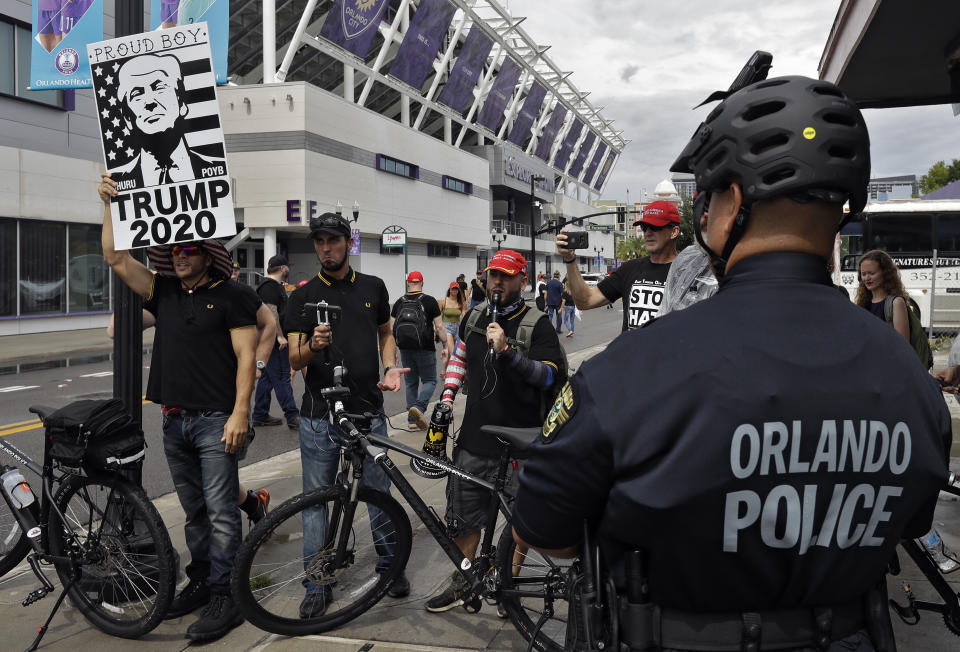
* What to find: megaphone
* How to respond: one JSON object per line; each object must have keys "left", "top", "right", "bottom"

{"left": 410, "top": 402, "right": 453, "bottom": 479}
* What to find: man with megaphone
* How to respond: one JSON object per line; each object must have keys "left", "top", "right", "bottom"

{"left": 417, "top": 250, "right": 567, "bottom": 614}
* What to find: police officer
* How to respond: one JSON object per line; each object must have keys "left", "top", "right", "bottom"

{"left": 512, "top": 76, "right": 952, "bottom": 652}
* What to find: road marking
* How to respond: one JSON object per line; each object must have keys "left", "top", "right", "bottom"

{"left": 80, "top": 371, "right": 113, "bottom": 378}
{"left": 0, "top": 386, "right": 40, "bottom": 393}
{"left": 0, "top": 418, "right": 45, "bottom": 428}
{"left": 0, "top": 399, "right": 152, "bottom": 438}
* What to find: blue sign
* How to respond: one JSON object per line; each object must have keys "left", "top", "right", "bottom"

{"left": 507, "top": 82, "right": 547, "bottom": 148}
{"left": 150, "top": 0, "right": 229, "bottom": 84}
{"left": 594, "top": 151, "right": 617, "bottom": 191}
{"left": 350, "top": 228, "right": 361, "bottom": 256}
{"left": 554, "top": 119, "right": 583, "bottom": 172}
{"left": 535, "top": 104, "right": 566, "bottom": 161}
{"left": 319, "top": 0, "right": 390, "bottom": 60}
{"left": 477, "top": 56, "right": 521, "bottom": 132}
{"left": 437, "top": 27, "right": 493, "bottom": 115}
{"left": 31, "top": 0, "right": 103, "bottom": 89}
{"left": 389, "top": 0, "right": 457, "bottom": 90}
{"left": 583, "top": 142, "right": 607, "bottom": 186}
{"left": 569, "top": 130, "right": 596, "bottom": 179}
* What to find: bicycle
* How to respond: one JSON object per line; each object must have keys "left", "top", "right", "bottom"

{"left": 0, "top": 404, "right": 176, "bottom": 651}
{"left": 888, "top": 471, "right": 960, "bottom": 639}
{"left": 231, "top": 364, "right": 582, "bottom": 651}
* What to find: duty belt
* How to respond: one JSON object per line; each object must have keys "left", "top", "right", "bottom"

{"left": 619, "top": 598, "right": 866, "bottom": 651}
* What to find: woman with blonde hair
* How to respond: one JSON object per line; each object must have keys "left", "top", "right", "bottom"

{"left": 438, "top": 281, "right": 466, "bottom": 342}
{"left": 855, "top": 249, "right": 909, "bottom": 341}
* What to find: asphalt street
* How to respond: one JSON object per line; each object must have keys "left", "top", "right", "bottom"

{"left": 0, "top": 304, "right": 623, "bottom": 500}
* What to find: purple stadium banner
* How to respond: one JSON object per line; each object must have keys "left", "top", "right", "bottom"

{"left": 583, "top": 142, "right": 608, "bottom": 185}
{"left": 476, "top": 56, "right": 521, "bottom": 132}
{"left": 568, "top": 130, "right": 596, "bottom": 178}
{"left": 507, "top": 82, "right": 547, "bottom": 147}
{"left": 389, "top": 0, "right": 458, "bottom": 90}
{"left": 319, "top": 0, "right": 390, "bottom": 59}
{"left": 554, "top": 119, "right": 584, "bottom": 172}
{"left": 437, "top": 27, "right": 493, "bottom": 115}
{"left": 594, "top": 150, "right": 617, "bottom": 191}
{"left": 534, "top": 104, "right": 567, "bottom": 161}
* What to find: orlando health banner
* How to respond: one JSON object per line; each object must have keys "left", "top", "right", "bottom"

{"left": 31, "top": 0, "right": 103, "bottom": 89}
{"left": 437, "top": 27, "right": 493, "bottom": 115}
{"left": 319, "top": 0, "right": 390, "bottom": 60}
{"left": 389, "top": 0, "right": 458, "bottom": 90}
{"left": 568, "top": 130, "right": 596, "bottom": 179}
{"left": 476, "top": 56, "right": 521, "bottom": 132}
{"left": 151, "top": 0, "right": 229, "bottom": 84}
{"left": 554, "top": 118, "right": 584, "bottom": 172}
{"left": 507, "top": 82, "right": 546, "bottom": 148}
{"left": 535, "top": 104, "right": 566, "bottom": 161}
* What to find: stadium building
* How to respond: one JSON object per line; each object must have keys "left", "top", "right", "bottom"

{"left": 0, "top": 0, "right": 627, "bottom": 334}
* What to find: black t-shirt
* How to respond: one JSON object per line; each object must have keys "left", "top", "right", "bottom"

{"left": 458, "top": 280, "right": 468, "bottom": 296}
{"left": 391, "top": 291, "right": 441, "bottom": 351}
{"left": 144, "top": 275, "right": 260, "bottom": 412}
{"left": 457, "top": 305, "right": 566, "bottom": 457}
{"left": 546, "top": 279, "right": 564, "bottom": 306}
{"left": 285, "top": 268, "right": 391, "bottom": 418}
{"left": 471, "top": 278, "right": 486, "bottom": 302}
{"left": 257, "top": 277, "right": 288, "bottom": 334}
{"left": 597, "top": 257, "right": 671, "bottom": 331}
{"left": 562, "top": 291, "right": 574, "bottom": 306}
{"left": 514, "top": 253, "right": 952, "bottom": 612}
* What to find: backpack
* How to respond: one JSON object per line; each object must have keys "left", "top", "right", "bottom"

{"left": 393, "top": 294, "right": 432, "bottom": 349}
{"left": 883, "top": 295, "right": 933, "bottom": 369}
{"left": 45, "top": 399, "right": 146, "bottom": 472}
{"left": 464, "top": 301, "right": 569, "bottom": 418}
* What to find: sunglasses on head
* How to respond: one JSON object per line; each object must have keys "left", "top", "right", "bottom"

{"left": 171, "top": 244, "right": 204, "bottom": 257}
{"left": 638, "top": 223, "right": 670, "bottom": 233}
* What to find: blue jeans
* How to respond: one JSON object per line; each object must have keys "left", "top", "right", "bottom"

{"left": 253, "top": 342, "right": 298, "bottom": 423}
{"left": 547, "top": 304, "right": 563, "bottom": 331}
{"left": 469, "top": 299, "right": 482, "bottom": 310}
{"left": 564, "top": 306, "right": 576, "bottom": 333}
{"left": 299, "top": 414, "right": 397, "bottom": 594}
{"left": 400, "top": 348, "right": 437, "bottom": 418}
{"left": 162, "top": 410, "right": 240, "bottom": 593}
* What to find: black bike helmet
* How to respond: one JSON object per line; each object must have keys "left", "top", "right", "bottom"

{"left": 670, "top": 75, "right": 870, "bottom": 278}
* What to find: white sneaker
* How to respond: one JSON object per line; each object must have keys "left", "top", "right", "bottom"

{"left": 408, "top": 407, "right": 429, "bottom": 430}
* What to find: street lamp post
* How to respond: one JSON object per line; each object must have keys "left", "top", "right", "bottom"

{"left": 593, "top": 246, "right": 604, "bottom": 272}
{"left": 491, "top": 226, "right": 507, "bottom": 251}
{"left": 530, "top": 174, "right": 545, "bottom": 292}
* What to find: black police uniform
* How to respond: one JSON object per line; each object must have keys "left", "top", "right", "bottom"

{"left": 514, "top": 252, "right": 951, "bottom": 649}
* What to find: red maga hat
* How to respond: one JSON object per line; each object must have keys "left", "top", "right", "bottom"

{"left": 635, "top": 200, "right": 681, "bottom": 226}
{"left": 407, "top": 271, "right": 423, "bottom": 283}
{"left": 484, "top": 249, "right": 527, "bottom": 276}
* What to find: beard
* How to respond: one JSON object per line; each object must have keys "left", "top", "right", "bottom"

{"left": 320, "top": 252, "right": 347, "bottom": 272}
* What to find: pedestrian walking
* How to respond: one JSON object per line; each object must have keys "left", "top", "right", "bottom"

{"left": 469, "top": 269, "right": 486, "bottom": 310}
{"left": 545, "top": 270, "right": 564, "bottom": 332}
{"left": 252, "top": 255, "right": 300, "bottom": 430}
{"left": 439, "top": 281, "right": 466, "bottom": 344}
{"left": 561, "top": 279, "right": 575, "bottom": 337}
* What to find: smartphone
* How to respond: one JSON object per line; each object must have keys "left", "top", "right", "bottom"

{"left": 303, "top": 301, "right": 342, "bottom": 326}
{"left": 566, "top": 231, "right": 589, "bottom": 250}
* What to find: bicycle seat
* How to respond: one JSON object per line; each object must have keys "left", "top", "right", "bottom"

{"left": 28, "top": 405, "right": 57, "bottom": 422}
{"left": 480, "top": 425, "right": 542, "bottom": 460}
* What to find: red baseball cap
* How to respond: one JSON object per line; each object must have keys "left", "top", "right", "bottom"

{"left": 449, "top": 281, "right": 459, "bottom": 289}
{"left": 484, "top": 249, "right": 527, "bottom": 276}
{"left": 407, "top": 271, "right": 423, "bottom": 283}
{"left": 635, "top": 200, "right": 681, "bottom": 226}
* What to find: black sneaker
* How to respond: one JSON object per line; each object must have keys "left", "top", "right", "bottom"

{"left": 299, "top": 586, "right": 333, "bottom": 619}
{"left": 164, "top": 579, "right": 210, "bottom": 619}
{"left": 387, "top": 572, "right": 410, "bottom": 598}
{"left": 248, "top": 488, "right": 270, "bottom": 526}
{"left": 252, "top": 415, "right": 283, "bottom": 427}
{"left": 425, "top": 572, "right": 465, "bottom": 613}
{"left": 185, "top": 593, "right": 244, "bottom": 642}
{"left": 286, "top": 416, "right": 300, "bottom": 430}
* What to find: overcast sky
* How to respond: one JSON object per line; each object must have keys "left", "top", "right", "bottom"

{"left": 506, "top": 0, "right": 960, "bottom": 203}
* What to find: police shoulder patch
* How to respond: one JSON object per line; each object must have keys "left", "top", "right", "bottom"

{"left": 541, "top": 379, "right": 579, "bottom": 443}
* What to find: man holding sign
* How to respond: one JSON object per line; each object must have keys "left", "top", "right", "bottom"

{"left": 99, "top": 173, "right": 256, "bottom": 643}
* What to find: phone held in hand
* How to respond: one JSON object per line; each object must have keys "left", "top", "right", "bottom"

{"left": 566, "top": 231, "right": 589, "bottom": 250}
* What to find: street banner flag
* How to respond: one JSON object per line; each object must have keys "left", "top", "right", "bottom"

{"left": 389, "top": 0, "right": 457, "bottom": 91}
{"left": 319, "top": 0, "right": 390, "bottom": 60}
{"left": 583, "top": 142, "right": 608, "bottom": 186}
{"left": 594, "top": 151, "right": 616, "bottom": 191}
{"left": 437, "top": 26, "right": 493, "bottom": 115}
{"left": 88, "top": 23, "right": 236, "bottom": 250}
{"left": 554, "top": 118, "right": 583, "bottom": 172}
{"left": 534, "top": 104, "right": 566, "bottom": 161}
{"left": 477, "top": 56, "right": 521, "bottom": 132}
{"left": 151, "top": 0, "right": 229, "bottom": 84}
{"left": 507, "top": 81, "right": 547, "bottom": 148}
{"left": 31, "top": 0, "right": 103, "bottom": 90}
{"left": 568, "top": 130, "right": 596, "bottom": 178}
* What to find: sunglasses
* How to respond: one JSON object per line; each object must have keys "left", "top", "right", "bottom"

{"left": 171, "top": 245, "right": 204, "bottom": 257}
{"left": 638, "top": 223, "right": 671, "bottom": 233}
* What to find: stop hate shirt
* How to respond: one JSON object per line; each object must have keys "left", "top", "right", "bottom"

{"left": 597, "top": 257, "right": 671, "bottom": 332}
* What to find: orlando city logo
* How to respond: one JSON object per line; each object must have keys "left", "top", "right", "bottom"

{"left": 342, "top": 0, "right": 388, "bottom": 40}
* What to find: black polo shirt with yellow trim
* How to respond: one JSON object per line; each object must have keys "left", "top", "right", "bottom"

{"left": 285, "top": 267, "right": 391, "bottom": 418}
{"left": 144, "top": 275, "right": 260, "bottom": 413}
{"left": 457, "top": 304, "right": 566, "bottom": 457}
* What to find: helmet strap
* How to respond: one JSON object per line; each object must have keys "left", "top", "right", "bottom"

{"left": 693, "top": 197, "right": 750, "bottom": 281}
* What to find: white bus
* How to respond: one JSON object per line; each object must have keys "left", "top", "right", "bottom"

{"left": 837, "top": 199, "right": 960, "bottom": 330}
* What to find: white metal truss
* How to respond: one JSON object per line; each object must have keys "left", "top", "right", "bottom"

{"left": 273, "top": 0, "right": 629, "bottom": 197}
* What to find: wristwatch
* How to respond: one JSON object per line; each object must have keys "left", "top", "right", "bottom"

{"left": 256, "top": 360, "right": 266, "bottom": 370}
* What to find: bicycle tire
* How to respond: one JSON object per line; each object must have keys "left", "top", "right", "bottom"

{"left": 0, "top": 496, "right": 33, "bottom": 577}
{"left": 47, "top": 474, "right": 176, "bottom": 638}
{"left": 496, "top": 525, "right": 574, "bottom": 652}
{"left": 232, "top": 485, "right": 412, "bottom": 636}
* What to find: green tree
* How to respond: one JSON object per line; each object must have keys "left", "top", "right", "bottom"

{"left": 616, "top": 236, "right": 646, "bottom": 261}
{"left": 677, "top": 194, "right": 695, "bottom": 251}
{"left": 919, "top": 159, "right": 960, "bottom": 195}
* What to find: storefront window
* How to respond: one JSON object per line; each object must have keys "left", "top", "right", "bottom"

{"left": 20, "top": 220, "right": 66, "bottom": 315}
{"left": 68, "top": 224, "right": 110, "bottom": 312}
{"left": 0, "top": 218, "right": 15, "bottom": 316}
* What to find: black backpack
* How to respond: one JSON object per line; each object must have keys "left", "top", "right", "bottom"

{"left": 393, "top": 294, "right": 432, "bottom": 349}
{"left": 45, "top": 399, "right": 146, "bottom": 472}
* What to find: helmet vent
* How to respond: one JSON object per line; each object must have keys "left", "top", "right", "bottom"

{"left": 812, "top": 84, "right": 844, "bottom": 98}
{"left": 822, "top": 111, "right": 856, "bottom": 127}
{"left": 762, "top": 167, "right": 796, "bottom": 186}
{"left": 742, "top": 101, "right": 785, "bottom": 122}
{"left": 754, "top": 79, "right": 789, "bottom": 89}
{"left": 750, "top": 133, "right": 789, "bottom": 155}
{"left": 828, "top": 145, "right": 855, "bottom": 160}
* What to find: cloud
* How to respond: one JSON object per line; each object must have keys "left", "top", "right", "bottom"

{"left": 506, "top": 0, "right": 954, "bottom": 203}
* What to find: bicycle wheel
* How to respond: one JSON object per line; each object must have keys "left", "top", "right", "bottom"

{"left": 0, "top": 496, "right": 32, "bottom": 577}
{"left": 496, "top": 525, "right": 575, "bottom": 652}
{"left": 232, "top": 485, "right": 412, "bottom": 636}
{"left": 48, "top": 474, "right": 176, "bottom": 638}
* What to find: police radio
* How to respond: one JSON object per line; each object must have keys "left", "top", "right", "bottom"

{"left": 410, "top": 403, "right": 453, "bottom": 479}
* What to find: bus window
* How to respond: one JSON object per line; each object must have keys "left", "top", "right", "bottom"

{"left": 868, "top": 213, "right": 932, "bottom": 253}
{"left": 936, "top": 213, "right": 960, "bottom": 254}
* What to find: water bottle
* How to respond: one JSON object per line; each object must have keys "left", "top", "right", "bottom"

{"left": 1, "top": 467, "right": 35, "bottom": 510}
{"left": 919, "top": 528, "right": 960, "bottom": 574}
